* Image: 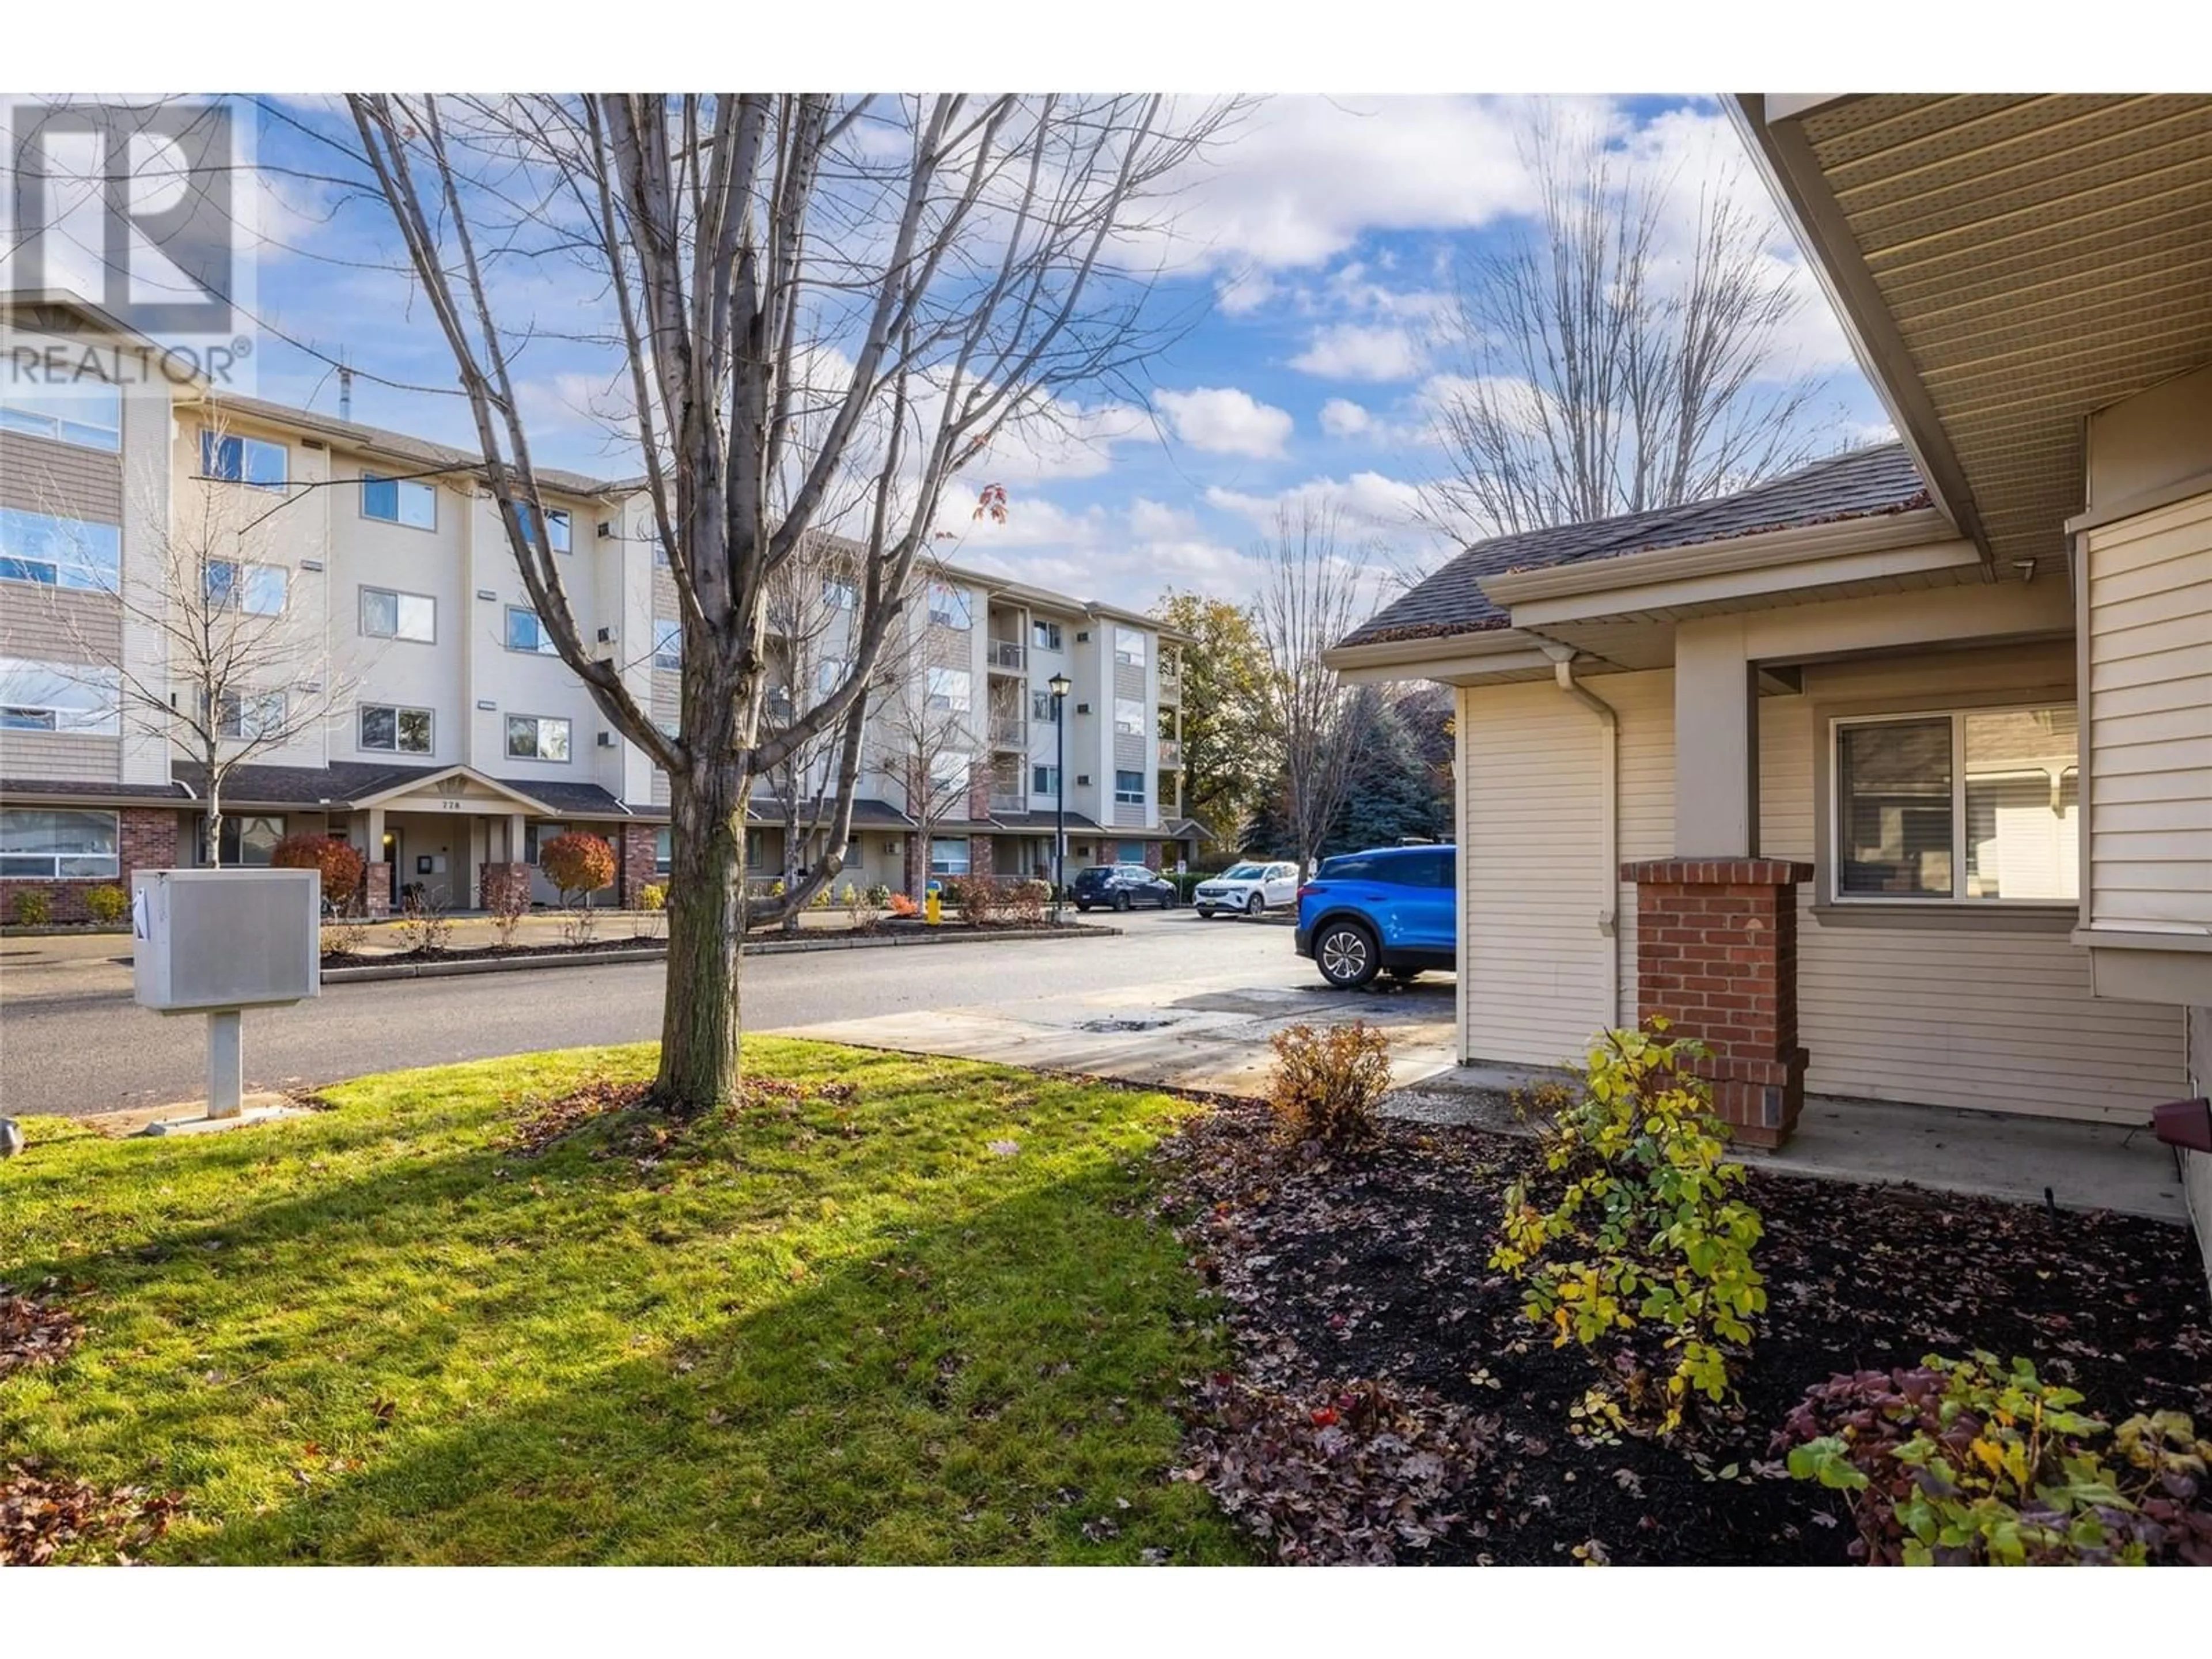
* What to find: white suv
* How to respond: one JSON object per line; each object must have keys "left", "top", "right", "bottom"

{"left": 1193, "top": 861, "right": 1302, "bottom": 918}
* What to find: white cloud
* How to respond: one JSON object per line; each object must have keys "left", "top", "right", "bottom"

{"left": 1154, "top": 385, "right": 1293, "bottom": 459}
{"left": 1206, "top": 470, "right": 1428, "bottom": 534}
{"left": 938, "top": 493, "right": 1263, "bottom": 602}
{"left": 1319, "top": 397, "right": 1374, "bottom": 438}
{"left": 1214, "top": 267, "right": 1280, "bottom": 316}
{"left": 1289, "top": 323, "right": 1423, "bottom": 382}
{"left": 1128, "top": 497, "right": 1199, "bottom": 539}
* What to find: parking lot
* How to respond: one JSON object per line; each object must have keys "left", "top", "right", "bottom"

{"left": 0, "top": 908, "right": 1456, "bottom": 1116}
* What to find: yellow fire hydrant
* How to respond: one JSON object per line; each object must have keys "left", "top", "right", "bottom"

{"left": 925, "top": 885, "right": 942, "bottom": 926}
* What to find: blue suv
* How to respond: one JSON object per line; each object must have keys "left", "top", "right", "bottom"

{"left": 1294, "top": 844, "right": 1456, "bottom": 989}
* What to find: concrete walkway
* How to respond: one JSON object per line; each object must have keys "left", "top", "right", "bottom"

{"left": 1387, "top": 1065, "right": 2189, "bottom": 1224}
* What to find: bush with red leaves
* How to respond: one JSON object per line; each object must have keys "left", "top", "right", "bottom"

{"left": 270, "top": 833, "right": 366, "bottom": 914}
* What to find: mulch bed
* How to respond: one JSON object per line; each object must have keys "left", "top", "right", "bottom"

{"left": 505, "top": 1075, "right": 861, "bottom": 1157}
{"left": 1157, "top": 1104, "right": 2212, "bottom": 1566}
{"left": 323, "top": 936, "right": 666, "bottom": 969}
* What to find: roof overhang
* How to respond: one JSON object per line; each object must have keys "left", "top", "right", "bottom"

{"left": 1729, "top": 93, "right": 2212, "bottom": 577}
{"left": 1325, "top": 626, "right": 1565, "bottom": 685}
{"left": 351, "top": 766, "right": 555, "bottom": 816}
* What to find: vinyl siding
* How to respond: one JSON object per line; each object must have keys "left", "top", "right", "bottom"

{"left": 1764, "top": 649, "right": 2187, "bottom": 1123}
{"left": 0, "top": 430, "right": 123, "bottom": 520}
{"left": 2082, "top": 492, "right": 2212, "bottom": 931}
{"left": 0, "top": 584, "right": 121, "bottom": 664}
{"left": 0, "top": 731, "right": 122, "bottom": 781}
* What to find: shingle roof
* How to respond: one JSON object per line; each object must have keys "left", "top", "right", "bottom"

{"left": 213, "top": 394, "right": 623, "bottom": 499}
{"left": 170, "top": 760, "right": 633, "bottom": 818}
{"left": 1340, "top": 443, "right": 1930, "bottom": 647}
{"left": 0, "top": 777, "right": 187, "bottom": 802}
{"left": 747, "top": 795, "right": 914, "bottom": 829}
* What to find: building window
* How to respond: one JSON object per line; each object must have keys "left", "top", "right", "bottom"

{"left": 926, "top": 666, "right": 971, "bottom": 714}
{"left": 506, "top": 607, "right": 562, "bottom": 656}
{"left": 930, "top": 836, "right": 971, "bottom": 877}
{"left": 1113, "top": 626, "right": 1147, "bottom": 667}
{"left": 1032, "top": 763, "right": 1059, "bottom": 796}
{"left": 653, "top": 618, "right": 681, "bottom": 671}
{"left": 1115, "top": 769, "right": 1145, "bottom": 805}
{"left": 1032, "top": 619, "right": 1062, "bottom": 653}
{"left": 359, "top": 703, "right": 434, "bottom": 754}
{"left": 361, "top": 586, "right": 436, "bottom": 643}
{"left": 822, "top": 575, "right": 857, "bottom": 610}
{"left": 1117, "top": 840, "right": 1145, "bottom": 863}
{"left": 204, "top": 560, "right": 288, "bottom": 616}
{"left": 654, "top": 825, "right": 672, "bottom": 876}
{"left": 1113, "top": 697, "right": 1143, "bottom": 736}
{"left": 0, "top": 506, "right": 122, "bottom": 592}
{"left": 507, "top": 714, "right": 573, "bottom": 762}
{"left": 523, "top": 821, "right": 567, "bottom": 863}
{"left": 744, "top": 827, "right": 766, "bottom": 870}
{"left": 361, "top": 471, "right": 438, "bottom": 529}
{"left": 929, "top": 749, "right": 972, "bottom": 797}
{"left": 815, "top": 658, "right": 847, "bottom": 697}
{"left": 0, "top": 808, "right": 119, "bottom": 878}
{"left": 1832, "top": 706, "right": 2079, "bottom": 904}
{"left": 927, "top": 582, "right": 971, "bottom": 630}
{"left": 203, "top": 813, "right": 284, "bottom": 866}
{"left": 211, "top": 689, "right": 287, "bottom": 741}
{"left": 512, "top": 503, "right": 572, "bottom": 552}
{"left": 1031, "top": 688, "right": 1062, "bottom": 723}
{"left": 0, "top": 378, "right": 122, "bottom": 451}
{"left": 202, "top": 431, "right": 288, "bottom": 489}
{"left": 0, "top": 658, "right": 120, "bottom": 733}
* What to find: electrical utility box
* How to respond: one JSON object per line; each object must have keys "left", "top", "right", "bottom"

{"left": 132, "top": 868, "right": 321, "bottom": 1013}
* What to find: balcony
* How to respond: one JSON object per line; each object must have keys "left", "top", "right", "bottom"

{"left": 988, "top": 713, "right": 1027, "bottom": 749}
{"left": 986, "top": 638, "right": 1027, "bottom": 673}
{"left": 1158, "top": 666, "right": 1181, "bottom": 701}
{"left": 988, "top": 789, "right": 1028, "bottom": 815}
{"left": 1158, "top": 737, "right": 1182, "bottom": 768}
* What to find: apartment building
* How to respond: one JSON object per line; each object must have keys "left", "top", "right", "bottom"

{"left": 0, "top": 293, "right": 1195, "bottom": 919}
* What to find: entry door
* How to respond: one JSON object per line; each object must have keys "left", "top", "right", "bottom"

{"left": 382, "top": 829, "right": 401, "bottom": 909}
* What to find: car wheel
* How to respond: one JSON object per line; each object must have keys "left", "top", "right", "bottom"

{"left": 1074, "top": 901, "right": 1092, "bottom": 913}
{"left": 1113, "top": 891, "right": 1131, "bottom": 912}
{"left": 1196, "top": 906, "right": 1215, "bottom": 919}
{"left": 1316, "top": 920, "right": 1380, "bottom": 990}
{"left": 1244, "top": 892, "right": 1265, "bottom": 917}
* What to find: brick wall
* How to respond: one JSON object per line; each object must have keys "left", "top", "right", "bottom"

{"left": 479, "top": 862, "right": 531, "bottom": 915}
{"left": 616, "top": 822, "right": 660, "bottom": 906}
{"left": 1623, "top": 858, "right": 1813, "bottom": 1149}
{"left": 362, "top": 862, "right": 392, "bottom": 918}
{"left": 1, "top": 805, "right": 178, "bottom": 925}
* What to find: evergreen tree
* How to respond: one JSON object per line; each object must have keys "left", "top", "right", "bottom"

{"left": 1323, "top": 689, "right": 1450, "bottom": 856}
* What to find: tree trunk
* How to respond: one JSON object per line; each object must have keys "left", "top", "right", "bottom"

{"left": 656, "top": 754, "right": 748, "bottom": 1112}
{"left": 206, "top": 764, "right": 224, "bottom": 868}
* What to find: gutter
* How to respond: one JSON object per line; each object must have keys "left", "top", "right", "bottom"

{"left": 1541, "top": 645, "right": 1621, "bottom": 1027}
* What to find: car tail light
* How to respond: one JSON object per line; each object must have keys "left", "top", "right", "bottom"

{"left": 1296, "top": 883, "right": 1320, "bottom": 899}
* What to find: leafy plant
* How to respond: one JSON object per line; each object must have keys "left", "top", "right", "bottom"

{"left": 1007, "top": 878, "right": 1050, "bottom": 926}
{"left": 1489, "top": 1021, "right": 1764, "bottom": 1435}
{"left": 483, "top": 866, "right": 532, "bottom": 949}
{"left": 539, "top": 832, "right": 615, "bottom": 946}
{"left": 1266, "top": 1021, "right": 1393, "bottom": 1148}
{"left": 270, "top": 833, "right": 366, "bottom": 915}
{"left": 845, "top": 881, "right": 884, "bottom": 934}
{"left": 887, "top": 892, "right": 919, "bottom": 919}
{"left": 84, "top": 885, "right": 130, "bottom": 926}
{"left": 1777, "top": 1353, "right": 2212, "bottom": 1565}
{"left": 395, "top": 890, "right": 454, "bottom": 956}
{"left": 320, "top": 913, "right": 368, "bottom": 959}
{"left": 631, "top": 881, "right": 668, "bottom": 941}
{"left": 10, "top": 888, "right": 52, "bottom": 927}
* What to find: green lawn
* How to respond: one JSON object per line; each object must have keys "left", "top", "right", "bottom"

{"left": 1, "top": 1041, "right": 1249, "bottom": 1564}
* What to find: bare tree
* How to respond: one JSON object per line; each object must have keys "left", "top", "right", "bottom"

{"left": 44, "top": 422, "right": 362, "bottom": 868}
{"left": 1252, "top": 501, "right": 1370, "bottom": 879}
{"left": 872, "top": 629, "right": 982, "bottom": 902}
{"left": 1422, "top": 111, "right": 1833, "bottom": 543}
{"left": 346, "top": 93, "right": 1235, "bottom": 1109}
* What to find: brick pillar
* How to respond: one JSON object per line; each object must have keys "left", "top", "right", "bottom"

{"left": 617, "top": 823, "right": 659, "bottom": 905}
{"left": 362, "top": 863, "right": 392, "bottom": 918}
{"left": 1623, "top": 858, "right": 1813, "bottom": 1149}
{"left": 969, "top": 834, "right": 996, "bottom": 880}
{"left": 479, "top": 863, "right": 530, "bottom": 914}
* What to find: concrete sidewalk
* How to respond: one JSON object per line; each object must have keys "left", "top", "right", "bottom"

{"left": 1386, "top": 1065, "right": 2189, "bottom": 1224}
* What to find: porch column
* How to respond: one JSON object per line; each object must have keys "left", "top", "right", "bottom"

{"left": 1672, "top": 616, "right": 1759, "bottom": 857}
{"left": 1623, "top": 858, "right": 1812, "bottom": 1149}
{"left": 507, "top": 813, "right": 528, "bottom": 864}
{"left": 361, "top": 807, "right": 390, "bottom": 919}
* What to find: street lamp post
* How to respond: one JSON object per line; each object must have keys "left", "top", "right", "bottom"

{"left": 1048, "top": 671, "right": 1071, "bottom": 923}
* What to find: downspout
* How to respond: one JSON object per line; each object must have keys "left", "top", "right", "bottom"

{"left": 1540, "top": 645, "right": 1621, "bottom": 1027}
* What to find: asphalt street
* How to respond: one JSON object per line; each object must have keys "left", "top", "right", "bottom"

{"left": 0, "top": 910, "right": 1320, "bottom": 1116}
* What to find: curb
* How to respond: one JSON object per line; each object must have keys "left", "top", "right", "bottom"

{"left": 321, "top": 923, "right": 1122, "bottom": 983}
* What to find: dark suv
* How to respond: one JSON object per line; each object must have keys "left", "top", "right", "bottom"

{"left": 1293, "top": 844, "right": 1456, "bottom": 988}
{"left": 1070, "top": 863, "right": 1177, "bottom": 912}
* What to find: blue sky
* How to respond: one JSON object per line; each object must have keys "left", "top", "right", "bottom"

{"left": 232, "top": 94, "right": 1888, "bottom": 603}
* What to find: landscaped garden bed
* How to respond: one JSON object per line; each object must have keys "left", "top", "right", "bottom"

{"left": 1157, "top": 1095, "right": 2212, "bottom": 1565}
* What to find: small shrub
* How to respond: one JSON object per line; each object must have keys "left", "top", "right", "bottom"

{"left": 809, "top": 881, "right": 834, "bottom": 910}
{"left": 539, "top": 832, "right": 615, "bottom": 946}
{"left": 1777, "top": 1353, "right": 2212, "bottom": 1566}
{"left": 1007, "top": 878, "right": 1050, "bottom": 926}
{"left": 483, "top": 866, "right": 532, "bottom": 949}
{"left": 887, "top": 892, "right": 919, "bottom": 919}
{"left": 11, "top": 889, "right": 53, "bottom": 927}
{"left": 631, "top": 881, "right": 668, "bottom": 940}
{"left": 84, "top": 884, "right": 130, "bottom": 926}
{"left": 320, "top": 914, "right": 368, "bottom": 959}
{"left": 1266, "top": 1020, "right": 1393, "bottom": 1147}
{"left": 1489, "top": 1021, "right": 1764, "bottom": 1437}
{"left": 395, "top": 890, "right": 453, "bottom": 956}
{"left": 845, "top": 881, "right": 882, "bottom": 934}
{"left": 271, "top": 833, "right": 366, "bottom": 914}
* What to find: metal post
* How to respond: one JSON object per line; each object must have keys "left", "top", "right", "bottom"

{"left": 1052, "top": 686, "right": 1067, "bottom": 924}
{"left": 207, "top": 1008, "right": 243, "bottom": 1120}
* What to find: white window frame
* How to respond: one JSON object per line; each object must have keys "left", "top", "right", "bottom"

{"left": 212, "top": 688, "right": 287, "bottom": 741}
{"left": 0, "top": 379, "right": 122, "bottom": 451}
{"left": 206, "top": 559, "right": 288, "bottom": 616}
{"left": 927, "top": 582, "right": 972, "bottom": 630}
{"left": 1113, "top": 626, "right": 1147, "bottom": 667}
{"left": 653, "top": 618, "right": 682, "bottom": 671}
{"left": 926, "top": 666, "right": 971, "bottom": 714}
{"left": 359, "top": 702, "right": 435, "bottom": 755}
{"left": 1114, "top": 768, "right": 1145, "bottom": 805}
{"left": 0, "top": 807, "right": 119, "bottom": 878}
{"left": 505, "top": 607, "right": 561, "bottom": 657}
{"left": 360, "top": 471, "right": 438, "bottom": 530}
{"left": 929, "top": 836, "right": 971, "bottom": 877}
{"left": 1032, "top": 619, "right": 1062, "bottom": 653}
{"left": 821, "top": 575, "right": 857, "bottom": 611}
{"left": 1113, "top": 696, "right": 1144, "bottom": 736}
{"left": 359, "top": 586, "right": 437, "bottom": 643}
{"left": 1032, "top": 763, "right": 1059, "bottom": 796}
{"left": 1828, "top": 704, "right": 2080, "bottom": 907}
{"left": 0, "top": 506, "right": 122, "bottom": 592}
{"left": 202, "top": 430, "right": 288, "bottom": 490}
{"left": 653, "top": 825, "right": 673, "bottom": 876}
{"left": 507, "top": 713, "right": 573, "bottom": 763}
{"left": 512, "top": 503, "right": 572, "bottom": 553}
{"left": 0, "top": 657, "right": 120, "bottom": 734}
